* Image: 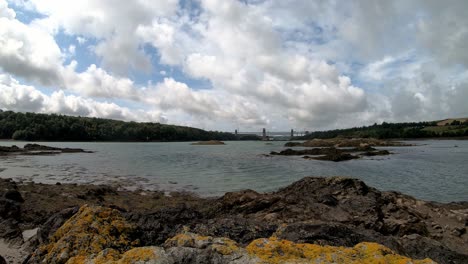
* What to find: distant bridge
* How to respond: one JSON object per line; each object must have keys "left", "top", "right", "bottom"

{"left": 234, "top": 129, "right": 310, "bottom": 140}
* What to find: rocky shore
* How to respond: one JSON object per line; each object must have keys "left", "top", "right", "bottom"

{"left": 1, "top": 176, "right": 467, "bottom": 263}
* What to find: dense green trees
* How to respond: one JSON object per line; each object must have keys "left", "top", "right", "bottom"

{"left": 0, "top": 111, "right": 237, "bottom": 142}
{"left": 298, "top": 120, "right": 468, "bottom": 140}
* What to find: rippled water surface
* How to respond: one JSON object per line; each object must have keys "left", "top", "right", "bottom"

{"left": 1, "top": 140, "right": 467, "bottom": 202}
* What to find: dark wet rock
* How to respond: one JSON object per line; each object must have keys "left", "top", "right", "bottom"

{"left": 362, "top": 149, "right": 391, "bottom": 156}
{"left": 4, "top": 190, "right": 24, "bottom": 203}
{"left": 309, "top": 152, "right": 359, "bottom": 162}
{"left": 271, "top": 146, "right": 386, "bottom": 161}
{"left": 0, "top": 198, "right": 22, "bottom": 221}
{"left": 285, "top": 138, "right": 411, "bottom": 148}
{"left": 277, "top": 222, "right": 372, "bottom": 247}
{"left": 23, "top": 144, "right": 60, "bottom": 151}
{"left": 0, "top": 218, "right": 22, "bottom": 241}
{"left": 124, "top": 205, "right": 203, "bottom": 246}
{"left": 0, "top": 255, "right": 6, "bottom": 264}
{"left": 0, "top": 180, "right": 25, "bottom": 243}
{"left": 399, "top": 234, "right": 468, "bottom": 264}
{"left": 0, "top": 144, "right": 92, "bottom": 156}
{"left": 271, "top": 147, "right": 341, "bottom": 156}
{"left": 0, "top": 145, "right": 20, "bottom": 153}
{"left": 284, "top": 142, "right": 302, "bottom": 147}
{"left": 36, "top": 206, "right": 79, "bottom": 244}
{"left": 191, "top": 140, "right": 225, "bottom": 145}
{"left": 190, "top": 217, "right": 277, "bottom": 245}
{"left": 352, "top": 144, "right": 377, "bottom": 151}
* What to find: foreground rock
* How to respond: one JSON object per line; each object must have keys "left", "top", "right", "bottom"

{"left": 0, "top": 144, "right": 92, "bottom": 156}
{"left": 1, "top": 177, "right": 467, "bottom": 263}
{"left": 30, "top": 205, "right": 435, "bottom": 263}
{"left": 191, "top": 140, "right": 226, "bottom": 145}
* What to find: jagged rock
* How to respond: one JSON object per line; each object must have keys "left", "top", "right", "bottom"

{"left": 124, "top": 205, "right": 203, "bottom": 246}
{"left": 36, "top": 207, "right": 80, "bottom": 244}
{"left": 190, "top": 217, "right": 277, "bottom": 245}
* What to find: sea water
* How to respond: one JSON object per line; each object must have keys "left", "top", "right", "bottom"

{"left": 0, "top": 140, "right": 467, "bottom": 203}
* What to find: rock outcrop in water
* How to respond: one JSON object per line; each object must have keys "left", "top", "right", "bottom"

{"left": 191, "top": 140, "right": 226, "bottom": 145}
{"left": 0, "top": 144, "right": 92, "bottom": 156}
{"left": 284, "top": 138, "right": 411, "bottom": 148}
{"left": 270, "top": 146, "right": 390, "bottom": 161}
{"left": 1, "top": 177, "right": 467, "bottom": 263}
{"left": 274, "top": 138, "right": 401, "bottom": 161}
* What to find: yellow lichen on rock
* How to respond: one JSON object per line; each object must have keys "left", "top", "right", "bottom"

{"left": 246, "top": 237, "right": 436, "bottom": 264}
{"left": 117, "top": 247, "right": 159, "bottom": 262}
{"left": 164, "top": 231, "right": 241, "bottom": 255}
{"left": 38, "top": 205, "right": 136, "bottom": 264}
{"left": 31, "top": 205, "right": 438, "bottom": 264}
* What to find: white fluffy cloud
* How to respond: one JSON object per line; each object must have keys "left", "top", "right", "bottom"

{"left": 0, "top": 73, "right": 166, "bottom": 122}
{"left": 1, "top": 0, "right": 468, "bottom": 131}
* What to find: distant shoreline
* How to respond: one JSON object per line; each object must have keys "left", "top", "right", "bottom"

{"left": 1, "top": 137, "right": 467, "bottom": 144}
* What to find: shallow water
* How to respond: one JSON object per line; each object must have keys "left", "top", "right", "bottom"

{"left": 0, "top": 140, "right": 467, "bottom": 202}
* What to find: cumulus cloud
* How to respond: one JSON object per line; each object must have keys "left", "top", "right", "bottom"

{"left": 0, "top": 0, "right": 16, "bottom": 19}
{"left": 0, "top": 73, "right": 166, "bottom": 122}
{"left": 0, "top": 15, "right": 63, "bottom": 85}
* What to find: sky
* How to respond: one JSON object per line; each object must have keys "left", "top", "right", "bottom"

{"left": 1, "top": 0, "right": 468, "bottom": 132}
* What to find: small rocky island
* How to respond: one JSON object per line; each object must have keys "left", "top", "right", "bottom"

{"left": 0, "top": 144, "right": 92, "bottom": 156}
{"left": 1, "top": 176, "right": 467, "bottom": 263}
{"left": 270, "top": 138, "right": 407, "bottom": 161}
{"left": 191, "top": 140, "right": 226, "bottom": 145}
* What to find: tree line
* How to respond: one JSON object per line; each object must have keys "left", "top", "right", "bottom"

{"left": 298, "top": 120, "right": 468, "bottom": 140}
{"left": 0, "top": 111, "right": 238, "bottom": 142}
